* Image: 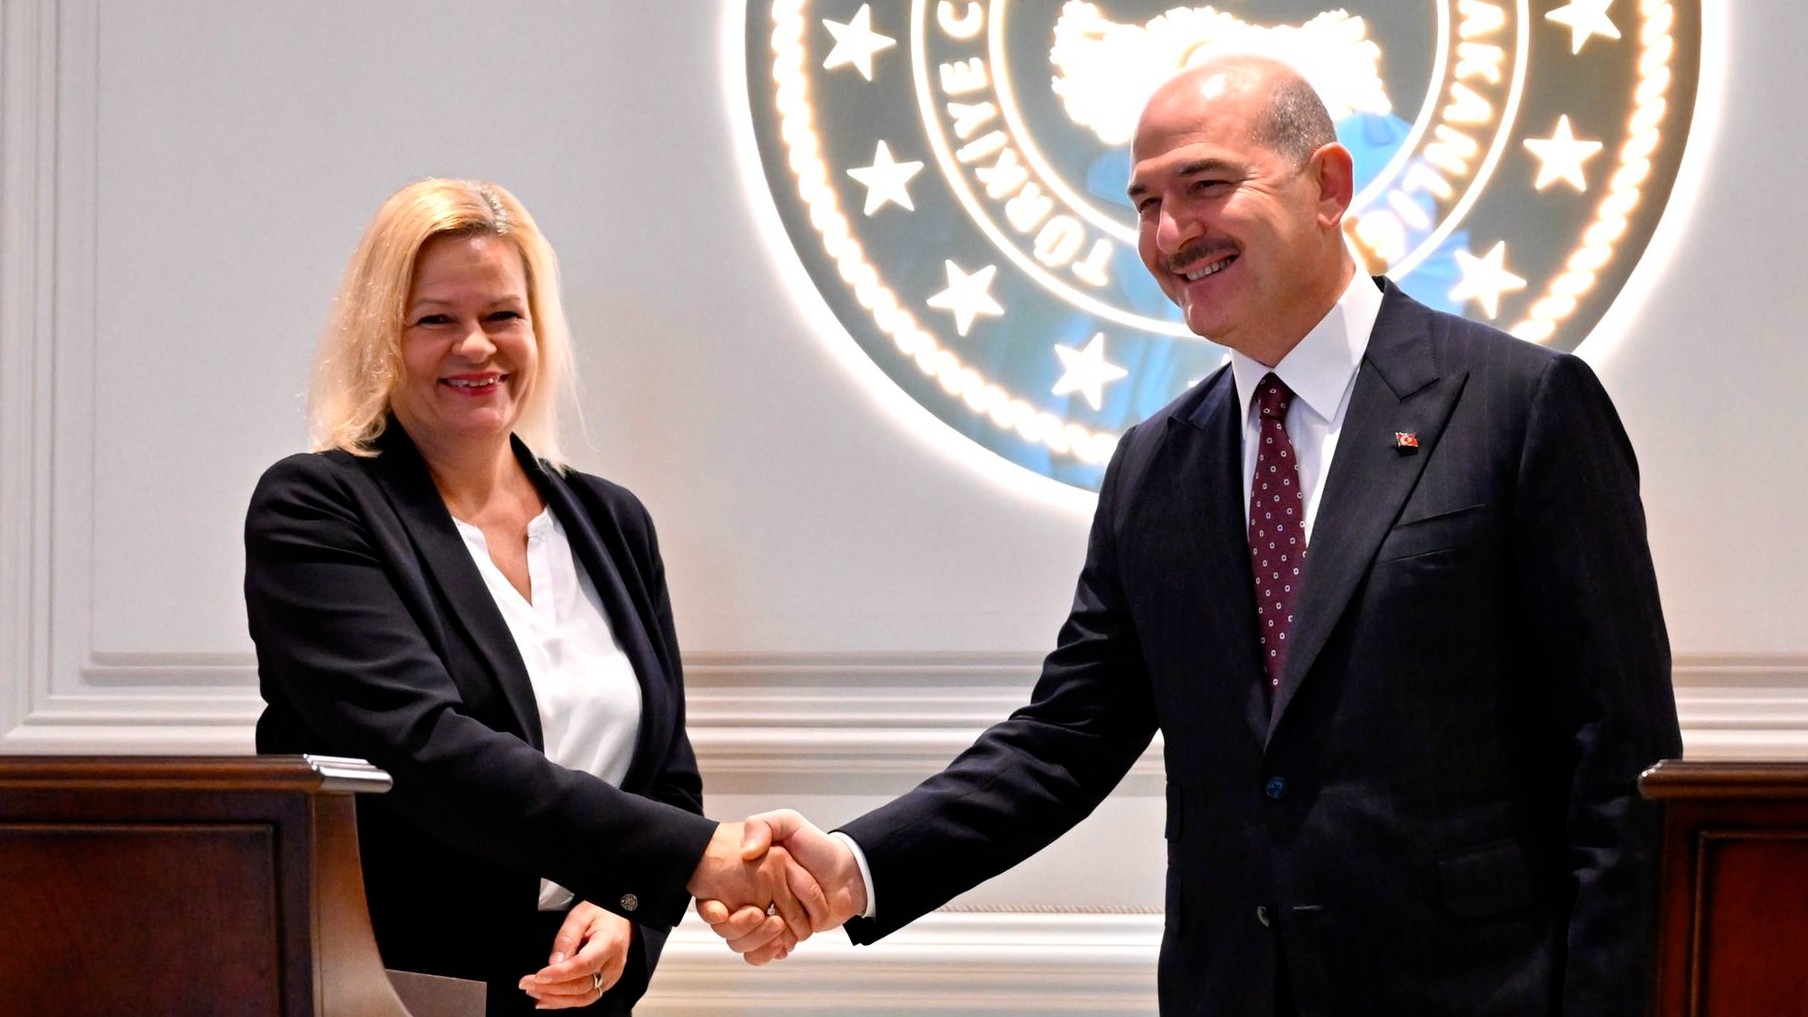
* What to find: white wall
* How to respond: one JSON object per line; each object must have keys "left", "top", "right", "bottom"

{"left": 1, "top": 2, "right": 1802, "bottom": 1013}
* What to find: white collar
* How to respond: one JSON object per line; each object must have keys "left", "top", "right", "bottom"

{"left": 1229, "top": 273, "right": 1383, "bottom": 424}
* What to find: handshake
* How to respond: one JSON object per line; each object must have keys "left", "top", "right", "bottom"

{"left": 683, "top": 809, "right": 868, "bottom": 964}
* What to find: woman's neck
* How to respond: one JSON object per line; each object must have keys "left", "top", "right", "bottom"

{"left": 413, "top": 433, "right": 533, "bottom": 522}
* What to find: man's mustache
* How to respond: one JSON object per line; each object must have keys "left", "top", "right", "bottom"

{"left": 1167, "top": 238, "right": 1238, "bottom": 274}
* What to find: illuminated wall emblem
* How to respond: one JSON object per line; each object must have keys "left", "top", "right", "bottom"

{"left": 746, "top": 1, "right": 1701, "bottom": 491}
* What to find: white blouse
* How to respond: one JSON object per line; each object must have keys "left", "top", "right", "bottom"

{"left": 452, "top": 507, "right": 643, "bottom": 910}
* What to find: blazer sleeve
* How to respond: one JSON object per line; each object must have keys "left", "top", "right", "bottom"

{"left": 585, "top": 478, "right": 704, "bottom": 996}
{"left": 600, "top": 474, "right": 705, "bottom": 820}
{"left": 841, "top": 431, "right": 1160, "bottom": 941}
{"left": 1511, "top": 354, "right": 1681, "bottom": 1014}
{"left": 245, "top": 453, "right": 717, "bottom": 930}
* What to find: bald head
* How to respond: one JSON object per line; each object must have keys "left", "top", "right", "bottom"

{"left": 1126, "top": 53, "right": 1357, "bottom": 363}
{"left": 1140, "top": 55, "right": 1336, "bottom": 169}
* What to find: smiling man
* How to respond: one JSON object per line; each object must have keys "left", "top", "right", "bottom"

{"left": 710, "top": 55, "right": 1681, "bottom": 1017}
{"left": 1127, "top": 60, "right": 1356, "bottom": 363}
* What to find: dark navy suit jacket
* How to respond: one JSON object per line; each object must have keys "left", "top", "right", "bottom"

{"left": 842, "top": 280, "right": 1681, "bottom": 1016}
{"left": 247, "top": 423, "right": 716, "bottom": 1016}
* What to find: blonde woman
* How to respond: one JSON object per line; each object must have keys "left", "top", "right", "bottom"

{"left": 247, "top": 180, "right": 808, "bottom": 1014}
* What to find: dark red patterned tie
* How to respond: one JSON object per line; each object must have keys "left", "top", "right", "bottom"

{"left": 1249, "top": 374, "right": 1306, "bottom": 698}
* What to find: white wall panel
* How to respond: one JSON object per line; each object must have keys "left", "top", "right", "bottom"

{"left": 1593, "top": 2, "right": 1808, "bottom": 655}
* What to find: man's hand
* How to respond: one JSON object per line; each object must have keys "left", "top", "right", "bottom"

{"left": 686, "top": 820, "right": 821, "bottom": 963}
{"left": 696, "top": 809, "right": 869, "bottom": 964}
{"left": 741, "top": 810, "right": 868, "bottom": 927}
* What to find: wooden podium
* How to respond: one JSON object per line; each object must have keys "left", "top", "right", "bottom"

{"left": 0, "top": 755, "right": 420, "bottom": 1016}
{"left": 1639, "top": 760, "right": 1808, "bottom": 1017}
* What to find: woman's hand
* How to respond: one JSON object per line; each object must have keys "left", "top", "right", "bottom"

{"left": 518, "top": 901, "right": 632, "bottom": 1009}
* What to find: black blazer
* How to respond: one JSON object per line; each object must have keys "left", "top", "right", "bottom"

{"left": 247, "top": 423, "right": 717, "bottom": 1016}
{"left": 842, "top": 280, "right": 1682, "bottom": 1016}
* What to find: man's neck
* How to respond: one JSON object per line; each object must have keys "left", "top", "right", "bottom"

{"left": 1234, "top": 255, "right": 1358, "bottom": 367}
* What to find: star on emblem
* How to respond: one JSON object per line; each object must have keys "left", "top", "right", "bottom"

{"left": 1449, "top": 242, "right": 1528, "bottom": 320}
{"left": 926, "top": 261, "right": 1005, "bottom": 337}
{"left": 1052, "top": 334, "right": 1129, "bottom": 411}
{"left": 1523, "top": 116, "right": 1604, "bottom": 192}
{"left": 1546, "top": 0, "right": 1621, "bottom": 55}
{"left": 846, "top": 141, "right": 925, "bottom": 216}
{"left": 821, "top": 4, "right": 896, "bottom": 81}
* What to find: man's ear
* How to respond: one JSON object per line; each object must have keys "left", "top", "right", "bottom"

{"left": 1311, "top": 142, "right": 1356, "bottom": 231}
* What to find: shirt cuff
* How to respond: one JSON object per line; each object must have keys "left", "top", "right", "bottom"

{"left": 829, "top": 830, "right": 878, "bottom": 919}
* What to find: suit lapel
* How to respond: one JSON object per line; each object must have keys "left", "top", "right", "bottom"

{"left": 1170, "top": 369, "right": 1272, "bottom": 745}
{"left": 1268, "top": 284, "right": 1467, "bottom": 738}
{"left": 524, "top": 446, "right": 669, "bottom": 790}
{"left": 367, "top": 424, "right": 545, "bottom": 746}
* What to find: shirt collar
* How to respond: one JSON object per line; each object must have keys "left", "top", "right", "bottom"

{"left": 1230, "top": 272, "right": 1383, "bottom": 425}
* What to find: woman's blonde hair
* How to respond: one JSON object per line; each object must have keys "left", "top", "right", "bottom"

{"left": 308, "top": 178, "right": 574, "bottom": 465}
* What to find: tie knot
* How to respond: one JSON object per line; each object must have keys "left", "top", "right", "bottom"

{"left": 1256, "top": 374, "right": 1293, "bottom": 420}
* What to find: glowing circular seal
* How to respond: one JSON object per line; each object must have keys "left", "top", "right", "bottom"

{"left": 745, "top": 0, "right": 1702, "bottom": 491}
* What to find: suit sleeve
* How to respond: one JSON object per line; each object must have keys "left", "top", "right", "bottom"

{"left": 602, "top": 488, "right": 702, "bottom": 999}
{"left": 245, "top": 454, "right": 716, "bottom": 930}
{"left": 841, "top": 432, "right": 1160, "bottom": 941}
{"left": 624, "top": 488, "right": 706, "bottom": 820}
{"left": 1511, "top": 355, "right": 1681, "bottom": 1014}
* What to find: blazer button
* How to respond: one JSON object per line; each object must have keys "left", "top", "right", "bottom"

{"left": 1256, "top": 905, "right": 1271, "bottom": 927}
{"left": 1264, "top": 776, "right": 1287, "bottom": 799}
{"left": 620, "top": 893, "right": 639, "bottom": 913}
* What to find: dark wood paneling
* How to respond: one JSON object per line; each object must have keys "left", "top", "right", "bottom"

{"left": 0, "top": 823, "right": 282, "bottom": 1016}
{"left": 1641, "top": 760, "right": 1808, "bottom": 1017}
{"left": 1697, "top": 834, "right": 1808, "bottom": 1016}
{"left": 0, "top": 756, "right": 412, "bottom": 1017}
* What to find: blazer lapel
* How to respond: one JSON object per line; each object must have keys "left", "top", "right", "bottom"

{"left": 522, "top": 445, "right": 670, "bottom": 790}
{"left": 1170, "top": 369, "right": 1272, "bottom": 745}
{"left": 367, "top": 425, "right": 545, "bottom": 746}
{"left": 1268, "top": 284, "right": 1467, "bottom": 737}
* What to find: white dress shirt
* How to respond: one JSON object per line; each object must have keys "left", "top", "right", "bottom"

{"left": 453, "top": 507, "right": 643, "bottom": 910}
{"left": 1227, "top": 272, "right": 1381, "bottom": 538}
